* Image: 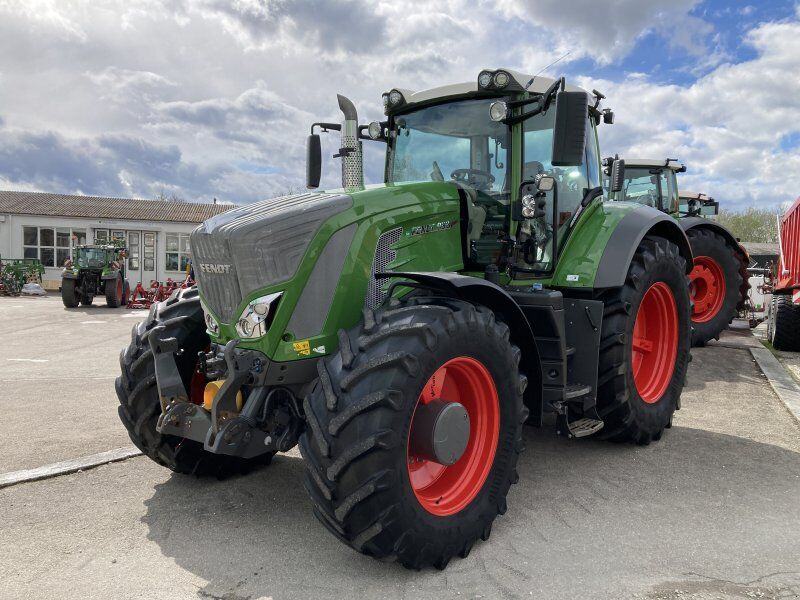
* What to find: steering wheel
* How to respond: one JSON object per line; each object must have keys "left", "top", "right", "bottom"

{"left": 450, "top": 168, "right": 495, "bottom": 190}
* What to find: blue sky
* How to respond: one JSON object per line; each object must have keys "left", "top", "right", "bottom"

{"left": 0, "top": 0, "right": 798, "bottom": 209}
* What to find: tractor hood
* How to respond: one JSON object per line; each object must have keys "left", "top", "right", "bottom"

{"left": 191, "top": 191, "right": 353, "bottom": 323}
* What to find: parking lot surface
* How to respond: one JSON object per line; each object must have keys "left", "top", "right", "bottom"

{"left": 1, "top": 296, "right": 799, "bottom": 600}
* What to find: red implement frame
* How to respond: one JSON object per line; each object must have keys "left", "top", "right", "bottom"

{"left": 127, "top": 276, "right": 195, "bottom": 309}
{"left": 776, "top": 196, "right": 800, "bottom": 304}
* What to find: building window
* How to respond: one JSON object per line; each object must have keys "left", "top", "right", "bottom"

{"left": 127, "top": 232, "right": 140, "bottom": 270}
{"left": 22, "top": 226, "right": 85, "bottom": 267}
{"left": 165, "top": 233, "right": 190, "bottom": 272}
{"left": 94, "top": 229, "right": 109, "bottom": 244}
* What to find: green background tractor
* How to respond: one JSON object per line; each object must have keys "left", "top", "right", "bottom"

{"left": 116, "top": 69, "right": 693, "bottom": 569}
{"left": 62, "top": 244, "right": 129, "bottom": 308}
{"left": 608, "top": 158, "right": 750, "bottom": 345}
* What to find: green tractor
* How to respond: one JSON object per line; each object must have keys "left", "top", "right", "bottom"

{"left": 608, "top": 158, "right": 750, "bottom": 345}
{"left": 116, "top": 70, "right": 694, "bottom": 569}
{"left": 62, "top": 244, "right": 130, "bottom": 308}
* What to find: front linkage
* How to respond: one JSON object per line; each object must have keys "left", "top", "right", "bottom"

{"left": 152, "top": 332, "right": 302, "bottom": 459}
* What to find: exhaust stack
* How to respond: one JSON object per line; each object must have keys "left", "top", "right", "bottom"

{"left": 337, "top": 94, "right": 364, "bottom": 192}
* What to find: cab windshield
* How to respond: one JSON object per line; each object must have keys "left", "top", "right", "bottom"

{"left": 389, "top": 98, "right": 510, "bottom": 199}
{"left": 75, "top": 248, "right": 108, "bottom": 268}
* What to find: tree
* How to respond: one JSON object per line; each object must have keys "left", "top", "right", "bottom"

{"left": 154, "top": 189, "right": 186, "bottom": 203}
{"left": 716, "top": 207, "right": 780, "bottom": 243}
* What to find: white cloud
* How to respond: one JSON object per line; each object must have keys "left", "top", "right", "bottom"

{"left": 497, "top": 0, "right": 712, "bottom": 64}
{"left": 0, "top": 0, "right": 795, "bottom": 210}
{"left": 589, "top": 14, "right": 800, "bottom": 209}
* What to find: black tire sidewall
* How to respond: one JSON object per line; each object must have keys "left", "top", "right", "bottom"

{"left": 396, "top": 323, "right": 518, "bottom": 531}
{"left": 625, "top": 249, "right": 691, "bottom": 427}
{"left": 688, "top": 230, "right": 741, "bottom": 344}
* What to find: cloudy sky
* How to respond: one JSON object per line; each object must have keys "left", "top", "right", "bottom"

{"left": 0, "top": 0, "right": 797, "bottom": 209}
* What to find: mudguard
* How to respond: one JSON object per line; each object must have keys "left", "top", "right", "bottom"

{"left": 594, "top": 207, "right": 693, "bottom": 289}
{"left": 376, "top": 271, "right": 543, "bottom": 424}
{"left": 679, "top": 217, "right": 746, "bottom": 256}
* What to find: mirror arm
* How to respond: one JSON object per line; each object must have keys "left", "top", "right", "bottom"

{"left": 503, "top": 104, "right": 544, "bottom": 126}
{"left": 310, "top": 122, "right": 342, "bottom": 134}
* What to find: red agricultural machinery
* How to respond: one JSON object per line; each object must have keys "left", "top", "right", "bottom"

{"left": 127, "top": 276, "right": 194, "bottom": 309}
{"left": 767, "top": 196, "right": 800, "bottom": 350}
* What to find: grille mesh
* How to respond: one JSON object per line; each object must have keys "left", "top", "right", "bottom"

{"left": 366, "top": 227, "right": 402, "bottom": 309}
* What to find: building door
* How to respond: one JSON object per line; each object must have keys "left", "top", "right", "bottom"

{"left": 142, "top": 231, "right": 157, "bottom": 285}
{"left": 125, "top": 231, "right": 141, "bottom": 287}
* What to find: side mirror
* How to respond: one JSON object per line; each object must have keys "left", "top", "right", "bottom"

{"left": 551, "top": 91, "right": 588, "bottom": 167}
{"left": 609, "top": 158, "right": 625, "bottom": 193}
{"left": 306, "top": 134, "right": 321, "bottom": 189}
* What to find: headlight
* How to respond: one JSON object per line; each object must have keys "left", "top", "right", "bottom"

{"left": 235, "top": 292, "right": 282, "bottom": 339}
{"left": 489, "top": 101, "right": 507, "bottom": 122}
{"left": 368, "top": 121, "right": 383, "bottom": 140}
{"left": 493, "top": 71, "right": 510, "bottom": 88}
{"left": 388, "top": 90, "right": 403, "bottom": 106}
{"left": 204, "top": 309, "right": 220, "bottom": 336}
{"left": 478, "top": 71, "right": 493, "bottom": 88}
{"left": 382, "top": 93, "right": 390, "bottom": 107}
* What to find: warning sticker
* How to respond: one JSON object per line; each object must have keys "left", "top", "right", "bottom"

{"left": 293, "top": 340, "right": 311, "bottom": 356}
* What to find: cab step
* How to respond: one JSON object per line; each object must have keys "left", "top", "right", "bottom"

{"left": 564, "top": 417, "right": 604, "bottom": 438}
{"left": 564, "top": 382, "right": 592, "bottom": 400}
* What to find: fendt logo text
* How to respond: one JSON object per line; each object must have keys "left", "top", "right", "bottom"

{"left": 199, "top": 263, "right": 232, "bottom": 274}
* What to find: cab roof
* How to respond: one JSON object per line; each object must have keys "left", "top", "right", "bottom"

{"left": 624, "top": 158, "right": 686, "bottom": 172}
{"left": 385, "top": 69, "right": 588, "bottom": 114}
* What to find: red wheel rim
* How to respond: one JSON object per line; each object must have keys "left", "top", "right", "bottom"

{"left": 407, "top": 356, "right": 499, "bottom": 516}
{"left": 632, "top": 282, "right": 679, "bottom": 403}
{"left": 116, "top": 278, "right": 123, "bottom": 300}
{"left": 688, "top": 256, "right": 726, "bottom": 323}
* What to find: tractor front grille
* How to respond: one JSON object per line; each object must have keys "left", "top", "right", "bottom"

{"left": 366, "top": 227, "right": 402, "bottom": 309}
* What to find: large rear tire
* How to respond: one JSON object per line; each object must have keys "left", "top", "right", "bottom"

{"left": 115, "top": 286, "right": 272, "bottom": 476}
{"left": 61, "top": 279, "right": 79, "bottom": 308}
{"left": 769, "top": 295, "right": 800, "bottom": 351}
{"left": 597, "top": 236, "right": 691, "bottom": 444}
{"left": 299, "top": 297, "right": 527, "bottom": 569}
{"left": 686, "top": 228, "right": 743, "bottom": 346}
{"left": 105, "top": 274, "right": 124, "bottom": 308}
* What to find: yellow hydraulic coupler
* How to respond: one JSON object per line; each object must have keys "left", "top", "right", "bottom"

{"left": 202, "top": 380, "right": 244, "bottom": 412}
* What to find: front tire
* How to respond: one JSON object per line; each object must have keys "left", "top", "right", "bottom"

{"left": 61, "top": 279, "right": 79, "bottom": 308}
{"left": 769, "top": 295, "right": 800, "bottom": 351}
{"left": 115, "top": 286, "right": 272, "bottom": 476}
{"left": 299, "top": 297, "right": 527, "bottom": 569}
{"left": 597, "top": 236, "right": 691, "bottom": 444}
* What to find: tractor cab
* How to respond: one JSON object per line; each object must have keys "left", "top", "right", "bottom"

{"left": 606, "top": 158, "right": 685, "bottom": 214}
{"left": 308, "top": 69, "right": 616, "bottom": 278}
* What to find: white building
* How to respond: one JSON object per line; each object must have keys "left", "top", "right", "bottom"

{"left": 0, "top": 190, "right": 234, "bottom": 290}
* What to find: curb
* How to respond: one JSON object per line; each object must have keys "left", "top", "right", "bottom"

{"left": 0, "top": 446, "right": 142, "bottom": 490}
{"left": 750, "top": 347, "right": 800, "bottom": 424}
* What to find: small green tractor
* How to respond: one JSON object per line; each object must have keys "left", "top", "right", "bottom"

{"left": 117, "top": 70, "right": 694, "bottom": 569}
{"left": 62, "top": 244, "right": 129, "bottom": 308}
{"left": 608, "top": 158, "right": 749, "bottom": 345}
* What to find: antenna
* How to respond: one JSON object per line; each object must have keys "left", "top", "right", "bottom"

{"left": 525, "top": 51, "right": 572, "bottom": 90}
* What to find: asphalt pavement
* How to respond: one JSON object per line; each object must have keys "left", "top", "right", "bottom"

{"left": 1, "top": 296, "right": 799, "bottom": 600}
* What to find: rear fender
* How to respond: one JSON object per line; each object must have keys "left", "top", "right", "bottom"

{"left": 680, "top": 217, "right": 747, "bottom": 258}
{"left": 594, "top": 208, "right": 693, "bottom": 289}
{"left": 376, "top": 271, "right": 543, "bottom": 425}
